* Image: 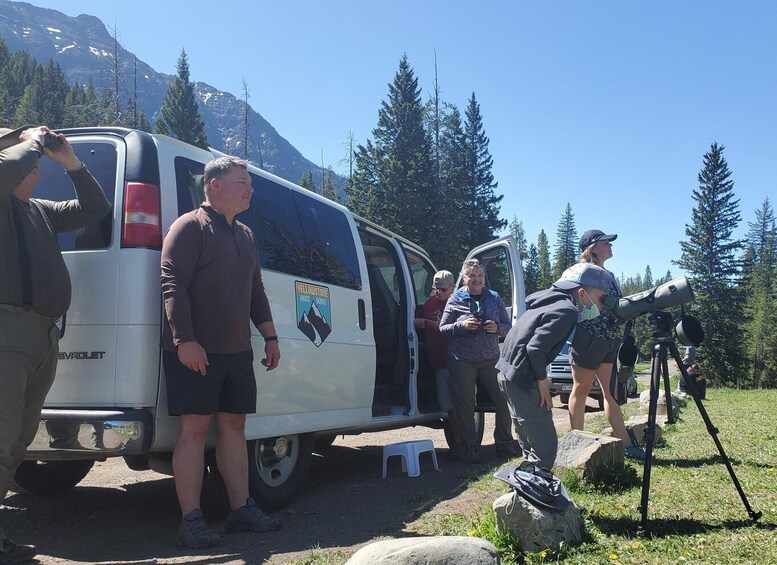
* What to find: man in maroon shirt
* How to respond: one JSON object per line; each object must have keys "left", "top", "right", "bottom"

{"left": 414, "top": 270, "right": 461, "bottom": 456}
{"left": 161, "top": 156, "right": 281, "bottom": 548}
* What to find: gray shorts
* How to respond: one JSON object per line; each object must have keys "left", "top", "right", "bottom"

{"left": 570, "top": 326, "right": 621, "bottom": 370}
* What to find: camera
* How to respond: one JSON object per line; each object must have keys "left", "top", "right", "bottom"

{"left": 42, "top": 132, "right": 63, "bottom": 149}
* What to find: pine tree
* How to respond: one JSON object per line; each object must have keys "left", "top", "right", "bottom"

{"left": 463, "top": 92, "right": 505, "bottom": 245}
{"left": 743, "top": 198, "right": 777, "bottom": 387}
{"left": 3, "top": 49, "right": 38, "bottom": 122}
{"left": 676, "top": 143, "right": 744, "bottom": 385}
{"left": 537, "top": 230, "right": 553, "bottom": 290}
{"left": 524, "top": 243, "right": 540, "bottom": 295}
{"left": 156, "top": 49, "right": 208, "bottom": 149}
{"left": 322, "top": 168, "right": 339, "bottom": 202}
{"left": 552, "top": 203, "right": 578, "bottom": 279}
{"left": 299, "top": 171, "right": 316, "bottom": 192}
{"left": 509, "top": 216, "right": 528, "bottom": 263}
{"left": 643, "top": 265, "right": 653, "bottom": 288}
{"left": 347, "top": 55, "right": 434, "bottom": 246}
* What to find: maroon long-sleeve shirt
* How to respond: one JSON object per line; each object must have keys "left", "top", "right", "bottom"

{"left": 161, "top": 204, "right": 273, "bottom": 354}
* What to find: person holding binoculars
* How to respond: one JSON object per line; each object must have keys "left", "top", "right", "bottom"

{"left": 439, "top": 259, "right": 517, "bottom": 464}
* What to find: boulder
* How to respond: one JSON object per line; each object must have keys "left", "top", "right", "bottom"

{"left": 553, "top": 430, "right": 624, "bottom": 482}
{"left": 639, "top": 389, "right": 681, "bottom": 419}
{"left": 602, "top": 414, "right": 663, "bottom": 445}
{"left": 345, "top": 536, "right": 499, "bottom": 565}
{"left": 493, "top": 490, "right": 583, "bottom": 552}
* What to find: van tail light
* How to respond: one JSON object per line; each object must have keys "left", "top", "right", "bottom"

{"left": 122, "top": 182, "right": 161, "bottom": 249}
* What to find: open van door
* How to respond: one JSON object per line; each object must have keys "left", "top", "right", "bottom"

{"left": 446, "top": 235, "right": 526, "bottom": 448}
{"left": 463, "top": 235, "right": 526, "bottom": 322}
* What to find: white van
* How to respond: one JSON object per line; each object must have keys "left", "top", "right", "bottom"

{"left": 16, "top": 127, "right": 525, "bottom": 509}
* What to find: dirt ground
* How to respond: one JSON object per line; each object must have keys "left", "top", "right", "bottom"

{"left": 4, "top": 398, "right": 604, "bottom": 565}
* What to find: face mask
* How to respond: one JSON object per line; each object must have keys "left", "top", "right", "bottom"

{"left": 578, "top": 289, "right": 601, "bottom": 322}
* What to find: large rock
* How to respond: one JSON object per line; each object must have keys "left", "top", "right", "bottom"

{"left": 553, "top": 430, "right": 624, "bottom": 482}
{"left": 602, "top": 414, "right": 663, "bottom": 445}
{"left": 493, "top": 490, "right": 583, "bottom": 552}
{"left": 345, "top": 536, "right": 499, "bottom": 565}
{"left": 639, "top": 389, "right": 681, "bottom": 419}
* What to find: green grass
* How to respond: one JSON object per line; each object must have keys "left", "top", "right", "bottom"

{"left": 409, "top": 387, "right": 777, "bottom": 564}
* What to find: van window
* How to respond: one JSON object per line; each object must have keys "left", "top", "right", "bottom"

{"left": 474, "top": 245, "right": 513, "bottom": 307}
{"left": 174, "top": 157, "right": 205, "bottom": 215}
{"left": 292, "top": 190, "right": 362, "bottom": 290}
{"left": 403, "top": 247, "right": 436, "bottom": 306}
{"left": 35, "top": 141, "right": 116, "bottom": 250}
{"left": 239, "top": 174, "right": 308, "bottom": 279}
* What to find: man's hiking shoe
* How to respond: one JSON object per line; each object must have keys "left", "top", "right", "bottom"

{"left": 224, "top": 498, "right": 282, "bottom": 533}
{"left": 0, "top": 537, "right": 37, "bottom": 564}
{"left": 495, "top": 441, "right": 521, "bottom": 460}
{"left": 625, "top": 443, "right": 649, "bottom": 462}
{"left": 178, "top": 509, "right": 221, "bottom": 548}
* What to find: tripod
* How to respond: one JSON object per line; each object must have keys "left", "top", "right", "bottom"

{"left": 636, "top": 311, "right": 761, "bottom": 536}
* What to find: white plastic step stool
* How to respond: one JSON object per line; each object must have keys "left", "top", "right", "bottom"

{"left": 381, "top": 439, "right": 439, "bottom": 478}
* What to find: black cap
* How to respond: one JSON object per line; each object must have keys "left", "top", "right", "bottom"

{"left": 579, "top": 229, "right": 617, "bottom": 251}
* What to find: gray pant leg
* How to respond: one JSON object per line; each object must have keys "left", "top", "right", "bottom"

{"left": 448, "top": 358, "right": 478, "bottom": 447}
{"left": 0, "top": 307, "right": 59, "bottom": 502}
{"left": 498, "top": 376, "right": 557, "bottom": 469}
{"left": 476, "top": 363, "right": 514, "bottom": 444}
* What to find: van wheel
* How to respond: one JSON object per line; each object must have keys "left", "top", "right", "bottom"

{"left": 443, "top": 412, "right": 485, "bottom": 450}
{"left": 247, "top": 434, "right": 313, "bottom": 512}
{"left": 11, "top": 460, "right": 94, "bottom": 494}
{"left": 597, "top": 396, "right": 605, "bottom": 410}
{"left": 560, "top": 393, "right": 570, "bottom": 405}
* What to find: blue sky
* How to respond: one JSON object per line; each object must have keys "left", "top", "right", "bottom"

{"left": 24, "top": 1, "right": 777, "bottom": 283}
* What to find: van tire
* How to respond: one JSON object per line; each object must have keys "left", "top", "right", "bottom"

{"left": 443, "top": 412, "right": 485, "bottom": 450}
{"left": 559, "top": 393, "right": 570, "bottom": 405}
{"left": 246, "top": 433, "right": 313, "bottom": 512}
{"left": 11, "top": 460, "right": 94, "bottom": 495}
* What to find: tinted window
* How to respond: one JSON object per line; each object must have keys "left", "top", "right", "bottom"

{"left": 403, "top": 248, "right": 436, "bottom": 306}
{"left": 174, "top": 157, "right": 205, "bottom": 214}
{"left": 238, "top": 174, "right": 308, "bottom": 278}
{"left": 292, "top": 190, "right": 362, "bottom": 290}
{"left": 475, "top": 245, "right": 512, "bottom": 307}
{"left": 35, "top": 141, "right": 116, "bottom": 250}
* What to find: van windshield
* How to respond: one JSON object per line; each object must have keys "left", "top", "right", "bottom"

{"left": 34, "top": 141, "right": 116, "bottom": 251}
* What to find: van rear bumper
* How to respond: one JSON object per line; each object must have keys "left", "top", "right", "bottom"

{"left": 25, "top": 409, "right": 154, "bottom": 461}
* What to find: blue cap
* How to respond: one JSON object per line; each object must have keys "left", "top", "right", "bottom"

{"left": 554, "top": 263, "right": 614, "bottom": 292}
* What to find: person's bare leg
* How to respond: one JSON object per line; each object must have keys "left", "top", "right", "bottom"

{"left": 173, "top": 414, "right": 212, "bottom": 515}
{"left": 215, "top": 412, "right": 249, "bottom": 510}
{"left": 595, "top": 363, "right": 632, "bottom": 445}
{"left": 569, "top": 366, "right": 596, "bottom": 430}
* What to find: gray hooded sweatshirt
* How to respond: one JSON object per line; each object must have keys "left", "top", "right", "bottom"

{"left": 496, "top": 286, "right": 579, "bottom": 389}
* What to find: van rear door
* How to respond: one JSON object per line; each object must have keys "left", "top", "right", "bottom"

{"left": 34, "top": 135, "right": 123, "bottom": 407}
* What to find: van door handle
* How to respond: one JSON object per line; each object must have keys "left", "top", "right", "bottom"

{"left": 358, "top": 299, "right": 366, "bottom": 330}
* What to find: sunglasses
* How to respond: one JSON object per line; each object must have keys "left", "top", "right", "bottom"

{"left": 434, "top": 286, "right": 452, "bottom": 292}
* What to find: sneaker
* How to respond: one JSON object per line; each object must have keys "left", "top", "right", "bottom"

{"left": 624, "top": 443, "right": 649, "bottom": 462}
{"left": 225, "top": 498, "right": 282, "bottom": 533}
{"left": 178, "top": 509, "right": 221, "bottom": 549}
{"left": 465, "top": 446, "right": 481, "bottom": 464}
{"left": 495, "top": 441, "right": 521, "bottom": 459}
{"left": 0, "top": 538, "right": 37, "bottom": 564}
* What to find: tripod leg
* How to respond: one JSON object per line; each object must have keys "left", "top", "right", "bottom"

{"left": 667, "top": 342, "right": 761, "bottom": 523}
{"left": 638, "top": 342, "right": 664, "bottom": 536}
{"left": 661, "top": 350, "right": 675, "bottom": 424}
